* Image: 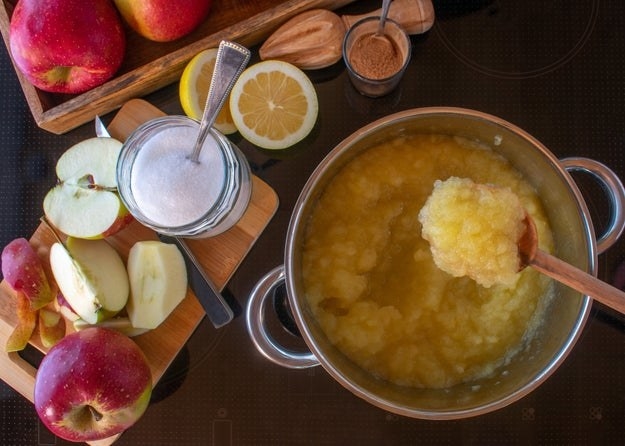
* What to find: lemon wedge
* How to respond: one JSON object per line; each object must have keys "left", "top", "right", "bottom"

{"left": 229, "top": 60, "right": 318, "bottom": 150}
{"left": 179, "top": 48, "right": 237, "bottom": 135}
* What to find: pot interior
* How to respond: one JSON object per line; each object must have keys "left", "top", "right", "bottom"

{"left": 286, "top": 108, "right": 593, "bottom": 419}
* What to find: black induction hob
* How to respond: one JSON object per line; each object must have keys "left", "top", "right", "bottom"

{"left": 2, "top": 1, "right": 625, "bottom": 444}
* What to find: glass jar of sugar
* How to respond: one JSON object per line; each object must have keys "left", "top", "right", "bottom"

{"left": 116, "top": 115, "right": 252, "bottom": 238}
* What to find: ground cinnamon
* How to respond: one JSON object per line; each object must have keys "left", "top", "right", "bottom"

{"left": 348, "top": 32, "right": 403, "bottom": 79}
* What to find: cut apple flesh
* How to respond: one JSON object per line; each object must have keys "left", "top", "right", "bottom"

{"left": 43, "top": 136, "right": 131, "bottom": 239}
{"left": 55, "top": 137, "right": 121, "bottom": 187}
{"left": 39, "top": 308, "right": 66, "bottom": 348}
{"left": 127, "top": 241, "right": 188, "bottom": 329}
{"left": 44, "top": 185, "right": 127, "bottom": 239}
{"left": 54, "top": 293, "right": 80, "bottom": 322}
{"left": 73, "top": 317, "right": 150, "bottom": 338}
{"left": 49, "top": 238, "right": 129, "bottom": 325}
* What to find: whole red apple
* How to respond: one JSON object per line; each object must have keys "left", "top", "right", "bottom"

{"left": 113, "top": 0, "right": 212, "bottom": 42}
{"left": 9, "top": 0, "right": 126, "bottom": 94}
{"left": 34, "top": 327, "right": 152, "bottom": 442}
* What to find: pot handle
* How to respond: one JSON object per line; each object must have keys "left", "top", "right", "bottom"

{"left": 561, "top": 157, "right": 625, "bottom": 254}
{"left": 245, "top": 265, "right": 319, "bottom": 369}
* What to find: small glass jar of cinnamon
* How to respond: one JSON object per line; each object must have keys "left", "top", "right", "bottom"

{"left": 343, "top": 17, "right": 411, "bottom": 97}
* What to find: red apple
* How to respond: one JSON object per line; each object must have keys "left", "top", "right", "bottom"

{"left": 34, "top": 327, "right": 152, "bottom": 442}
{"left": 113, "top": 0, "right": 212, "bottom": 42}
{"left": 9, "top": 0, "right": 126, "bottom": 94}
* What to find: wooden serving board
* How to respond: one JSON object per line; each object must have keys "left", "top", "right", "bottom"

{"left": 0, "top": 0, "right": 357, "bottom": 134}
{"left": 0, "top": 99, "right": 279, "bottom": 444}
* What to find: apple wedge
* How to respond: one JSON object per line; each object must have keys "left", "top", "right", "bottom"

{"left": 43, "top": 137, "right": 133, "bottom": 239}
{"left": 127, "top": 241, "right": 188, "bottom": 329}
{"left": 73, "top": 317, "right": 150, "bottom": 338}
{"left": 49, "top": 237, "right": 129, "bottom": 324}
{"left": 39, "top": 308, "right": 66, "bottom": 348}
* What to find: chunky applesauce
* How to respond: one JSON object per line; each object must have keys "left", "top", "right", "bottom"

{"left": 302, "top": 134, "right": 554, "bottom": 388}
{"left": 419, "top": 177, "right": 527, "bottom": 288}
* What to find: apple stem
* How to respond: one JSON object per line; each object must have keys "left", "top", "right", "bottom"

{"left": 88, "top": 405, "right": 104, "bottom": 422}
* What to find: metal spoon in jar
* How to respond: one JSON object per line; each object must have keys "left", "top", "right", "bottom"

{"left": 376, "top": 0, "right": 392, "bottom": 36}
{"left": 518, "top": 213, "right": 625, "bottom": 315}
{"left": 188, "top": 40, "right": 250, "bottom": 163}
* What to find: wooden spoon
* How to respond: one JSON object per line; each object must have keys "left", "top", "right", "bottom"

{"left": 519, "top": 214, "right": 625, "bottom": 314}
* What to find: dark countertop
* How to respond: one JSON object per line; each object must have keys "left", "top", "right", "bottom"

{"left": 3, "top": 1, "right": 625, "bottom": 444}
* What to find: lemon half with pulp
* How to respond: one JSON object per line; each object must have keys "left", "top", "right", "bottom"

{"left": 229, "top": 60, "right": 318, "bottom": 150}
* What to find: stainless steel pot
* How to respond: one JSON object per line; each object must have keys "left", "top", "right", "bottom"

{"left": 246, "top": 107, "right": 625, "bottom": 419}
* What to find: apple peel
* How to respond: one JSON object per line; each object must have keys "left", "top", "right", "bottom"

{"left": 6, "top": 292, "right": 38, "bottom": 352}
{"left": 1, "top": 237, "right": 54, "bottom": 311}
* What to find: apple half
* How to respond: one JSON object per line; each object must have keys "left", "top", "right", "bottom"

{"left": 43, "top": 137, "right": 133, "bottom": 239}
{"left": 49, "top": 237, "right": 129, "bottom": 324}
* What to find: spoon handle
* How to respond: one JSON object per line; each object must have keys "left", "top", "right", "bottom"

{"left": 532, "top": 249, "right": 625, "bottom": 315}
{"left": 377, "top": 0, "right": 392, "bottom": 35}
{"left": 188, "top": 41, "right": 251, "bottom": 163}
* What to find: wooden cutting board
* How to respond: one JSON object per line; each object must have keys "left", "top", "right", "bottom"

{"left": 0, "top": 99, "right": 279, "bottom": 444}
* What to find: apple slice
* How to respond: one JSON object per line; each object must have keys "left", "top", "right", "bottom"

{"left": 73, "top": 317, "right": 150, "bottom": 338}
{"left": 49, "top": 237, "right": 129, "bottom": 324}
{"left": 43, "top": 137, "right": 133, "bottom": 239}
{"left": 39, "top": 308, "right": 66, "bottom": 348}
{"left": 53, "top": 292, "right": 80, "bottom": 322}
{"left": 6, "top": 292, "right": 37, "bottom": 352}
{"left": 126, "top": 240, "right": 188, "bottom": 329}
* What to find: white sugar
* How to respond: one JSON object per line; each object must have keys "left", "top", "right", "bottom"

{"left": 130, "top": 126, "right": 226, "bottom": 227}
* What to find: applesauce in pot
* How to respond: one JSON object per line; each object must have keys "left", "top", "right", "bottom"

{"left": 301, "top": 134, "right": 555, "bottom": 389}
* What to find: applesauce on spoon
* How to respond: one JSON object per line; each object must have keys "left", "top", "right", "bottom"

{"left": 419, "top": 176, "right": 528, "bottom": 288}
{"left": 301, "top": 134, "right": 555, "bottom": 389}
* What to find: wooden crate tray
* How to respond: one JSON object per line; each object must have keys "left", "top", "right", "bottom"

{"left": 0, "top": 0, "right": 356, "bottom": 134}
{"left": 0, "top": 99, "right": 279, "bottom": 444}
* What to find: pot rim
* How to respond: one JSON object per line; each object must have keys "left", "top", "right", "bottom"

{"left": 284, "top": 106, "right": 595, "bottom": 419}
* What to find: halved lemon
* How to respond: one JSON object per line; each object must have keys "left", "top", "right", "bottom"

{"left": 179, "top": 48, "right": 237, "bottom": 135}
{"left": 229, "top": 60, "right": 318, "bottom": 150}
